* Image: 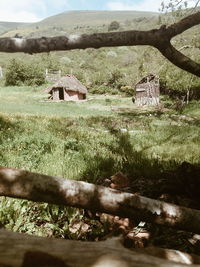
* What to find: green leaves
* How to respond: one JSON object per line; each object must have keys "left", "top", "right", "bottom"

{"left": 5, "top": 58, "right": 45, "bottom": 86}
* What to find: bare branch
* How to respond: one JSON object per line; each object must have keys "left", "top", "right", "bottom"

{"left": 166, "top": 11, "right": 200, "bottom": 37}
{"left": 1, "top": 167, "right": 200, "bottom": 233}
{"left": 194, "top": 0, "right": 200, "bottom": 9}
{"left": 0, "top": 12, "right": 199, "bottom": 76}
{"left": 0, "top": 12, "right": 200, "bottom": 77}
{"left": 157, "top": 42, "right": 200, "bottom": 76}
{"left": 0, "top": 30, "right": 159, "bottom": 54}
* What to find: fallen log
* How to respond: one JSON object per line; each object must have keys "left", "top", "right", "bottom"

{"left": 134, "top": 246, "right": 200, "bottom": 265}
{"left": 0, "top": 229, "right": 199, "bottom": 267}
{"left": 1, "top": 167, "right": 200, "bottom": 233}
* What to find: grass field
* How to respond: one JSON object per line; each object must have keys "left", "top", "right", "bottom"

{"left": 0, "top": 85, "right": 199, "bottom": 237}
{"left": 0, "top": 85, "right": 199, "bottom": 174}
{"left": 0, "top": 6, "right": 199, "bottom": 244}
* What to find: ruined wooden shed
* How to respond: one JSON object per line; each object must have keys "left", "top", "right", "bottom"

{"left": 45, "top": 74, "right": 87, "bottom": 101}
{"left": 134, "top": 74, "right": 160, "bottom": 106}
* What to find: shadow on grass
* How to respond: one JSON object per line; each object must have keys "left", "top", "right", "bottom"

{"left": 79, "top": 124, "right": 200, "bottom": 203}
{"left": 80, "top": 129, "right": 168, "bottom": 190}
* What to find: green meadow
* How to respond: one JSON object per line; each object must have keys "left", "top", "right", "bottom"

{"left": 0, "top": 9, "right": 199, "bottom": 239}
{"left": 0, "top": 85, "right": 199, "bottom": 179}
{"left": 0, "top": 81, "right": 199, "bottom": 238}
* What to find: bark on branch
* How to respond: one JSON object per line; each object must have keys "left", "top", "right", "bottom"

{"left": 166, "top": 11, "right": 200, "bottom": 38}
{"left": 1, "top": 229, "right": 200, "bottom": 267}
{"left": 0, "top": 12, "right": 199, "bottom": 76}
{"left": 1, "top": 166, "right": 200, "bottom": 234}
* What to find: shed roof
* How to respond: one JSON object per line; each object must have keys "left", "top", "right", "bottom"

{"left": 45, "top": 74, "right": 87, "bottom": 94}
{"left": 136, "top": 73, "right": 158, "bottom": 85}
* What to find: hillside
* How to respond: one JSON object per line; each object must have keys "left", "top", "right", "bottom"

{"left": 36, "top": 10, "right": 158, "bottom": 27}
{"left": 0, "top": 8, "right": 200, "bottom": 258}
{"left": 0, "top": 9, "right": 199, "bottom": 99}
{"left": 0, "top": 21, "right": 30, "bottom": 36}
{"left": 1, "top": 10, "right": 159, "bottom": 38}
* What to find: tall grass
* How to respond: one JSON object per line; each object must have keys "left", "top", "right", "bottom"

{"left": 0, "top": 11, "right": 199, "bottom": 239}
{"left": 0, "top": 88, "right": 199, "bottom": 238}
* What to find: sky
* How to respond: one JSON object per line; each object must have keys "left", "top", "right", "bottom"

{"left": 0, "top": 0, "right": 198, "bottom": 23}
{"left": 0, "top": 0, "right": 162, "bottom": 22}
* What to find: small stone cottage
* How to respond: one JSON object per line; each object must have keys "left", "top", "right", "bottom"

{"left": 45, "top": 75, "right": 87, "bottom": 101}
{"left": 134, "top": 74, "right": 160, "bottom": 106}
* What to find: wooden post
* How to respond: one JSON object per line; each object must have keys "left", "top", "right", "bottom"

{"left": 0, "top": 66, "right": 3, "bottom": 78}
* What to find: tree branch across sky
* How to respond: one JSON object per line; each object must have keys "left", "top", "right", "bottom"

{"left": 0, "top": 11, "right": 199, "bottom": 77}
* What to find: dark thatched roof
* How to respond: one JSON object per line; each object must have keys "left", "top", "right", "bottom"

{"left": 45, "top": 74, "right": 87, "bottom": 94}
{"left": 136, "top": 73, "right": 159, "bottom": 85}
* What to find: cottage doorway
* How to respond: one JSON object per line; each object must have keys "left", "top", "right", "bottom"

{"left": 58, "top": 88, "right": 64, "bottom": 100}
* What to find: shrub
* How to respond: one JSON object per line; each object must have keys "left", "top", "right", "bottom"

{"left": 107, "top": 69, "right": 123, "bottom": 88}
{"left": 108, "top": 21, "right": 120, "bottom": 31}
{"left": 5, "top": 58, "right": 45, "bottom": 86}
{"left": 119, "top": 85, "right": 133, "bottom": 96}
{"left": 159, "top": 63, "right": 200, "bottom": 100}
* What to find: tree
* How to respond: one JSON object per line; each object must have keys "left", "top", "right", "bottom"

{"left": 160, "top": 0, "right": 200, "bottom": 24}
{"left": 0, "top": 10, "right": 199, "bottom": 77}
{"left": 108, "top": 20, "right": 120, "bottom": 31}
{"left": 5, "top": 58, "right": 45, "bottom": 86}
{"left": 160, "top": 0, "right": 200, "bottom": 15}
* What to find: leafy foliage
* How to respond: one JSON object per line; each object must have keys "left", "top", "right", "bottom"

{"left": 108, "top": 21, "right": 120, "bottom": 31}
{"left": 159, "top": 0, "right": 200, "bottom": 24}
{"left": 5, "top": 58, "right": 45, "bottom": 86}
{"left": 159, "top": 60, "right": 200, "bottom": 100}
{"left": 0, "top": 7, "right": 199, "bottom": 245}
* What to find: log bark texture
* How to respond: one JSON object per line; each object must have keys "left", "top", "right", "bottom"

{"left": 0, "top": 229, "right": 199, "bottom": 267}
{"left": 1, "top": 167, "right": 200, "bottom": 234}
{"left": 0, "top": 12, "right": 199, "bottom": 76}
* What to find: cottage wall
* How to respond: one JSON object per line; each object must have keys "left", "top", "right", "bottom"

{"left": 45, "top": 75, "right": 87, "bottom": 101}
{"left": 53, "top": 89, "right": 59, "bottom": 100}
{"left": 135, "top": 81, "right": 160, "bottom": 106}
{"left": 64, "top": 89, "right": 68, "bottom": 101}
{"left": 78, "top": 93, "right": 85, "bottom": 100}
{"left": 64, "top": 90, "right": 85, "bottom": 101}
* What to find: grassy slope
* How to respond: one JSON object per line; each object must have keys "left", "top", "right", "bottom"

{"left": 0, "top": 10, "right": 199, "bottom": 238}
{"left": 1, "top": 10, "right": 159, "bottom": 37}
{"left": 0, "top": 89, "right": 199, "bottom": 238}
{"left": 0, "top": 21, "right": 30, "bottom": 35}
{"left": 0, "top": 85, "right": 199, "bottom": 177}
{"left": 37, "top": 10, "right": 158, "bottom": 27}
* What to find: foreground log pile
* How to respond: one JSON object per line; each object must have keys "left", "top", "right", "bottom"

{"left": 0, "top": 166, "right": 200, "bottom": 266}
{"left": 1, "top": 167, "right": 200, "bottom": 233}
{"left": 1, "top": 229, "right": 200, "bottom": 267}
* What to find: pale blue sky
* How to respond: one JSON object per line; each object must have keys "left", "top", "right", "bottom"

{"left": 0, "top": 0, "right": 196, "bottom": 22}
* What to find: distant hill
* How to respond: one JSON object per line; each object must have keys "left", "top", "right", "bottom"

{"left": 1, "top": 10, "right": 159, "bottom": 38}
{"left": 36, "top": 10, "right": 158, "bottom": 27}
{"left": 0, "top": 21, "right": 30, "bottom": 35}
